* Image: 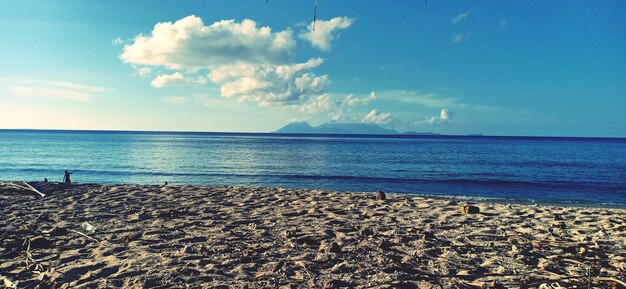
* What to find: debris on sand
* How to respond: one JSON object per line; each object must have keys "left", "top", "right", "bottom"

{"left": 0, "top": 184, "right": 624, "bottom": 288}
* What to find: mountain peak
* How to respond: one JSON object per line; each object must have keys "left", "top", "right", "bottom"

{"left": 271, "top": 122, "right": 316, "bottom": 133}
{"left": 274, "top": 122, "right": 398, "bottom": 135}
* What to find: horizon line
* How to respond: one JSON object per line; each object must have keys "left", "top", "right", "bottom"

{"left": 0, "top": 128, "right": 625, "bottom": 140}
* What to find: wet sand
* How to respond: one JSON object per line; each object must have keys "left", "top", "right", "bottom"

{"left": 1, "top": 184, "right": 625, "bottom": 288}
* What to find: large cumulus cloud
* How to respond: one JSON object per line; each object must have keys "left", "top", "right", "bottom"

{"left": 117, "top": 15, "right": 399, "bottom": 126}
{"left": 209, "top": 58, "right": 328, "bottom": 105}
{"left": 121, "top": 16, "right": 295, "bottom": 69}
{"left": 120, "top": 15, "right": 356, "bottom": 108}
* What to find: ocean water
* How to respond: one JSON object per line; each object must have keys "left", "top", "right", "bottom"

{"left": 1, "top": 130, "right": 625, "bottom": 207}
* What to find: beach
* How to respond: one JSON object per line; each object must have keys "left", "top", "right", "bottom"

{"left": 1, "top": 184, "right": 625, "bottom": 288}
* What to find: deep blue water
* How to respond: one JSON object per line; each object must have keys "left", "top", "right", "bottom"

{"left": 1, "top": 129, "right": 626, "bottom": 207}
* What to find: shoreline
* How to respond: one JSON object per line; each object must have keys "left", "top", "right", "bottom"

{"left": 400, "top": 192, "right": 626, "bottom": 210}
{"left": 1, "top": 183, "right": 625, "bottom": 288}
{"left": 5, "top": 180, "right": 626, "bottom": 210}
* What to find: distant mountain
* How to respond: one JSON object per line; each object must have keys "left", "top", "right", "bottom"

{"left": 273, "top": 122, "right": 398, "bottom": 135}
{"left": 272, "top": 122, "right": 315, "bottom": 133}
{"left": 402, "top": 131, "right": 441, "bottom": 136}
{"left": 317, "top": 123, "right": 398, "bottom": 135}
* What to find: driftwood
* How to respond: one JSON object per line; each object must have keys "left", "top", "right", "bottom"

{"left": 0, "top": 182, "right": 46, "bottom": 197}
{"left": 67, "top": 229, "right": 100, "bottom": 243}
{"left": 22, "top": 182, "right": 46, "bottom": 197}
{"left": 42, "top": 224, "right": 99, "bottom": 243}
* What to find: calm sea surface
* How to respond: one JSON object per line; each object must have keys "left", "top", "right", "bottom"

{"left": 1, "top": 130, "right": 625, "bottom": 207}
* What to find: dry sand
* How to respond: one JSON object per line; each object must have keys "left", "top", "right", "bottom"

{"left": 1, "top": 184, "right": 625, "bottom": 288}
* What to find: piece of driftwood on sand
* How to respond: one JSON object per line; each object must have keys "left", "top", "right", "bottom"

{"left": 0, "top": 182, "right": 46, "bottom": 197}
{"left": 0, "top": 181, "right": 69, "bottom": 198}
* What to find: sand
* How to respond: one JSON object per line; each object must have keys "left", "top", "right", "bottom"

{"left": 1, "top": 184, "right": 625, "bottom": 288}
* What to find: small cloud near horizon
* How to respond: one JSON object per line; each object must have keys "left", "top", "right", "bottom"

{"left": 8, "top": 80, "right": 109, "bottom": 102}
{"left": 362, "top": 109, "right": 392, "bottom": 124}
{"left": 299, "top": 91, "right": 377, "bottom": 119}
{"left": 418, "top": 109, "right": 452, "bottom": 125}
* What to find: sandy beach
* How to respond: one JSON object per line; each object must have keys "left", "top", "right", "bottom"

{"left": 1, "top": 184, "right": 625, "bottom": 288}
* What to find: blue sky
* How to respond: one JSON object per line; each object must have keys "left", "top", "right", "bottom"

{"left": 0, "top": 1, "right": 624, "bottom": 137}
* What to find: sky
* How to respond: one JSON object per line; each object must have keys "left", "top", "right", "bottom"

{"left": 0, "top": 1, "right": 625, "bottom": 137}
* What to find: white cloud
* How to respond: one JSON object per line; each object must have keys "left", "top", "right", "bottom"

{"left": 43, "top": 81, "right": 108, "bottom": 93}
{"left": 330, "top": 109, "right": 345, "bottom": 122}
{"left": 343, "top": 91, "right": 376, "bottom": 106}
{"left": 209, "top": 58, "right": 328, "bottom": 105}
{"left": 122, "top": 16, "right": 355, "bottom": 107}
{"left": 298, "top": 90, "right": 377, "bottom": 116}
{"left": 376, "top": 90, "right": 500, "bottom": 112}
{"left": 451, "top": 32, "right": 471, "bottom": 44}
{"left": 9, "top": 80, "right": 109, "bottom": 102}
{"left": 121, "top": 16, "right": 295, "bottom": 70}
{"left": 362, "top": 109, "right": 392, "bottom": 124}
{"left": 112, "top": 37, "right": 124, "bottom": 45}
{"left": 418, "top": 109, "right": 452, "bottom": 125}
{"left": 12, "top": 86, "right": 92, "bottom": 102}
{"left": 135, "top": 67, "right": 153, "bottom": 77}
{"left": 451, "top": 9, "right": 473, "bottom": 24}
{"left": 299, "top": 17, "right": 354, "bottom": 51}
{"left": 452, "top": 34, "right": 464, "bottom": 44}
{"left": 440, "top": 108, "right": 450, "bottom": 121}
{"left": 299, "top": 94, "right": 339, "bottom": 114}
{"left": 151, "top": 72, "right": 205, "bottom": 88}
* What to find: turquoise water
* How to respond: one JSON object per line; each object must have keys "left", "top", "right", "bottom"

{"left": 1, "top": 129, "right": 625, "bottom": 207}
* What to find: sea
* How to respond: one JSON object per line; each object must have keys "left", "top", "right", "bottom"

{"left": 1, "top": 129, "right": 625, "bottom": 208}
